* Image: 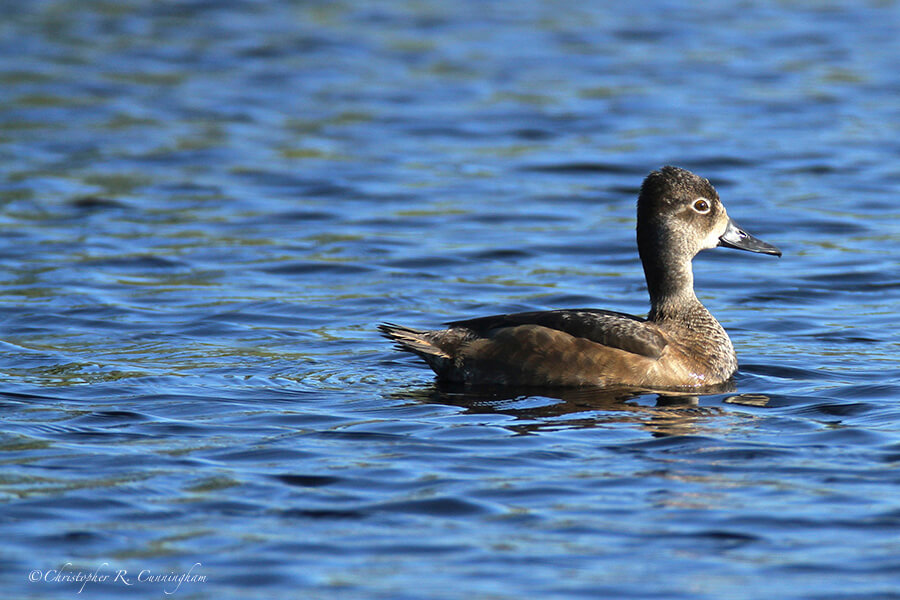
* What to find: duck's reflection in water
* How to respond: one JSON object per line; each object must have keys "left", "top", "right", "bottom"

{"left": 393, "top": 381, "right": 771, "bottom": 437}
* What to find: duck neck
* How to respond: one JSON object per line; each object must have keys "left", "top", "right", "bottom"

{"left": 640, "top": 248, "right": 703, "bottom": 322}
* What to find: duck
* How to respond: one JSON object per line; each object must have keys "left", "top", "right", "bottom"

{"left": 379, "top": 166, "right": 781, "bottom": 389}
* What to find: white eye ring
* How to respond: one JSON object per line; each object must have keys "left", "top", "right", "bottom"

{"left": 692, "top": 198, "right": 711, "bottom": 214}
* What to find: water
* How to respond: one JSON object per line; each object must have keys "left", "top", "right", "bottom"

{"left": 1, "top": 1, "right": 899, "bottom": 598}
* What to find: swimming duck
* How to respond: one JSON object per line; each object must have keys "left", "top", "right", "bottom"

{"left": 379, "top": 166, "right": 780, "bottom": 389}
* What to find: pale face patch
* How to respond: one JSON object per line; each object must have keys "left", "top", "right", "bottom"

{"left": 699, "top": 205, "right": 730, "bottom": 250}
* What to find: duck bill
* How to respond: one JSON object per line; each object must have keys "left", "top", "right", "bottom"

{"left": 717, "top": 219, "right": 782, "bottom": 256}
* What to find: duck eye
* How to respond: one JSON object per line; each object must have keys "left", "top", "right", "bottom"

{"left": 693, "top": 198, "right": 710, "bottom": 213}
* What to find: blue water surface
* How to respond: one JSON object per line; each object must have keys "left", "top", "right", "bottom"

{"left": 1, "top": 1, "right": 899, "bottom": 599}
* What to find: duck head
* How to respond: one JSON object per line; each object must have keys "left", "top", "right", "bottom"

{"left": 637, "top": 165, "right": 781, "bottom": 260}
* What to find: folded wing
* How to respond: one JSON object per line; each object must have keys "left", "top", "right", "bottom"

{"left": 446, "top": 308, "right": 667, "bottom": 359}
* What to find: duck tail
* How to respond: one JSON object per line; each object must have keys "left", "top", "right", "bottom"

{"left": 378, "top": 323, "right": 451, "bottom": 360}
